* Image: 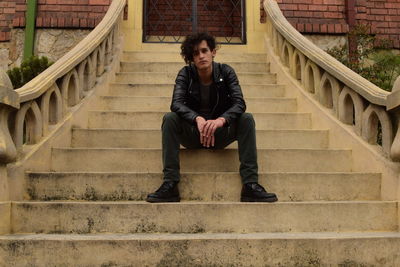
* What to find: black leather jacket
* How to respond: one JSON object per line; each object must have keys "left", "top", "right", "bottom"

{"left": 170, "top": 61, "right": 246, "bottom": 126}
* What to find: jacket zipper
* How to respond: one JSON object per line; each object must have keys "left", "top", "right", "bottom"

{"left": 188, "top": 79, "right": 193, "bottom": 95}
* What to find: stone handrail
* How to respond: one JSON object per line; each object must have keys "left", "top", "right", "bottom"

{"left": 0, "top": 0, "right": 126, "bottom": 163}
{"left": 263, "top": 0, "right": 400, "bottom": 161}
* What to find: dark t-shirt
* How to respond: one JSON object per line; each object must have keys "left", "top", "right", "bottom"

{"left": 198, "top": 83, "right": 213, "bottom": 120}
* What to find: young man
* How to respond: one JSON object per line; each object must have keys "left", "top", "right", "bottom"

{"left": 146, "top": 33, "right": 278, "bottom": 203}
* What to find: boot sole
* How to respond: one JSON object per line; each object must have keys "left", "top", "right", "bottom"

{"left": 240, "top": 196, "right": 278, "bottom": 202}
{"left": 146, "top": 196, "right": 181, "bottom": 203}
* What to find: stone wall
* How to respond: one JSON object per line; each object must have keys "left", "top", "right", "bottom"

{"left": 304, "top": 34, "right": 347, "bottom": 51}
{"left": 0, "top": 28, "right": 90, "bottom": 72}
{"left": 0, "top": 0, "right": 109, "bottom": 72}
{"left": 0, "top": 44, "right": 10, "bottom": 72}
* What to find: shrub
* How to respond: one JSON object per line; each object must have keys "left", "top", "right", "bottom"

{"left": 7, "top": 56, "right": 53, "bottom": 89}
{"left": 326, "top": 24, "right": 400, "bottom": 92}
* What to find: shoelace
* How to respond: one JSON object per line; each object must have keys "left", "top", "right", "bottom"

{"left": 248, "top": 182, "right": 266, "bottom": 192}
{"left": 156, "top": 182, "right": 174, "bottom": 193}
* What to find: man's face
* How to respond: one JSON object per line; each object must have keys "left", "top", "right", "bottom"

{"left": 193, "top": 40, "right": 216, "bottom": 71}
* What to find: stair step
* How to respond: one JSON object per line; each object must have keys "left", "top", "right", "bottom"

{"left": 11, "top": 201, "right": 397, "bottom": 234}
{"left": 51, "top": 148, "right": 352, "bottom": 172}
{"left": 122, "top": 51, "right": 268, "bottom": 63}
{"left": 115, "top": 72, "right": 277, "bottom": 84}
{"left": 2, "top": 232, "right": 400, "bottom": 266}
{"left": 0, "top": 202, "right": 9, "bottom": 235}
{"left": 26, "top": 172, "right": 381, "bottom": 202}
{"left": 108, "top": 83, "right": 286, "bottom": 97}
{"left": 120, "top": 61, "right": 270, "bottom": 73}
{"left": 72, "top": 129, "right": 329, "bottom": 149}
{"left": 96, "top": 96, "right": 297, "bottom": 113}
{"left": 87, "top": 111, "right": 312, "bottom": 130}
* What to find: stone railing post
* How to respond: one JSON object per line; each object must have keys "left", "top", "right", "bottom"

{"left": 389, "top": 76, "right": 400, "bottom": 160}
{"left": 0, "top": 71, "right": 20, "bottom": 163}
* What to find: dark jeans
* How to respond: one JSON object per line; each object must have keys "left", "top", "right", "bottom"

{"left": 161, "top": 112, "right": 258, "bottom": 184}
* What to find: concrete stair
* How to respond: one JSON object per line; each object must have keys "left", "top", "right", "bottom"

{"left": 1, "top": 50, "right": 399, "bottom": 266}
{"left": 71, "top": 129, "right": 329, "bottom": 149}
{"left": 120, "top": 61, "right": 271, "bottom": 73}
{"left": 3, "top": 232, "right": 400, "bottom": 266}
{"left": 96, "top": 96, "right": 298, "bottom": 112}
{"left": 11, "top": 201, "right": 397, "bottom": 234}
{"left": 87, "top": 111, "right": 313, "bottom": 129}
{"left": 122, "top": 51, "right": 269, "bottom": 62}
{"left": 50, "top": 148, "right": 353, "bottom": 172}
{"left": 108, "top": 83, "right": 286, "bottom": 97}
{"left": 26, "top": 172, "right": 381, "bottom": 201}
{"left": 116, "top": 72, "right": 277, "bottom": 84}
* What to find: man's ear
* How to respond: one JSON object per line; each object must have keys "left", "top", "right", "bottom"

{"left": 211, "top": 49, "right": 216, "bottom": 59}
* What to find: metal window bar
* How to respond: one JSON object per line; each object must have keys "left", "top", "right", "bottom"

{"left": 143, "top": 0, "right": 246, "bottom": 44}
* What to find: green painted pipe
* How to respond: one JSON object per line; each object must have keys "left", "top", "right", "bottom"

{"left": 23, "top": 0, "right": 38, "bottom": 60}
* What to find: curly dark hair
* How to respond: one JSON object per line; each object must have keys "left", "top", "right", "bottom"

{"left": 180, "top": 32, "right": 218, "bottom": 64}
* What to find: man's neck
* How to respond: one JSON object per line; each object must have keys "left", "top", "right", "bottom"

{"left": 197, "top": 64, "right": 213, "bottom": 85}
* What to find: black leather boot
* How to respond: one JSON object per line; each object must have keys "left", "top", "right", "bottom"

{"left": 240, "top": 182, "right": 278, "bottom": 202}
{"left": 146, "top": 181, "right": 180, "bottom": 203}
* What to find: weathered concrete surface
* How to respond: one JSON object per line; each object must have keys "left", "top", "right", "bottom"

{"left": 50, "top": 148, "right": 353, "bottom": 172}
{"left": 0, "top": 69, "right": 19, "bottom": 109}
{"left": 96, "top": 96, "right": 297, "bottom": 112}
{"left": 0, "top": 202, "right": 10, "bottom": 234}
{"left": 107, "top": 83, "right": 287, "bottom": 98}
{"left": 263, "top": 3, "right": 400, "bottom": 201}
{"left": 11, "top": 201, "right": 397, "bottom": 234}
{"left": 120, "top": 62, "right": 270, "bottom": 73}
{"left": 2, "top": 24, "right": 399, "bottom": 266}
{"left": 26, "top": 172, "right": 381, "bottom": 202}
{"left": 87, "top": 111, "right": 312, "bottom": 130}
{"left": 115, "top": 72, "right": 277, "bottom": 84}
{"left": 71, "top": 129, "right": 329, "bottom": 149}
{"left": 122, "top": 51, "right": 269, "bottom": 63}
{"left": 1, "top": 232, "right": 400, "bottom": 266}
{"left": 0, "top": 167, "right": 9, "bottom": 202}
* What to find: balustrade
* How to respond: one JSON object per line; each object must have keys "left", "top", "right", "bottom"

{"left": 0, "top": 0, "right": 126, "bottom": 163}
{"left": 264, "top": 0, "right": 400, "bottom": 161}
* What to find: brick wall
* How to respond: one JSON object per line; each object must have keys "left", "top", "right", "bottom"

{"left": 1, "top": 0, "right": 111, "bottom": 42}
{"left": 260, "top": 0, "right": 400, "bottom": 49}
{"left": 273, "top": 0, "right": 349, "bottom": 34}
{"left": 15, "top": 0, "right": 111, "bottom": 29}
{"left": 0, "top": 0, "right": 15, "bottom": 41}
{"left": 2, "top": 1, "right": 400, "bottom": 48}
{"left": 360, "top": 0, "right": 400, "bottom": 48}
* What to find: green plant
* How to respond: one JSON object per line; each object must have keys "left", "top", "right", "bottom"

{"left": 7, "top": 56, "right": 53, "bottom": 89}
{"left": 368, "top": 51, "right": 400, "bottom": 91}
{"left": 326, "top": 24, "right": 400, "bottom": 92}
{"left": 326, "top": 25, "right": 400, "bottom": 146}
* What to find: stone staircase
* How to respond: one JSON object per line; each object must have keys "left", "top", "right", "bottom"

{"left": 1, "top": 50, "right": 400, "bottom": 266}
